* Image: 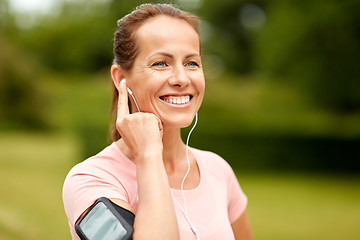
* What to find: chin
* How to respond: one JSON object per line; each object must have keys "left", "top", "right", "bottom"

{"left": 162, "top": 114, "right": 196, "bottom": 129}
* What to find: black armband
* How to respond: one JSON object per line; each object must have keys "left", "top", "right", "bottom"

{"left": 75, "top": 197, "right": 134, "bottom": 240}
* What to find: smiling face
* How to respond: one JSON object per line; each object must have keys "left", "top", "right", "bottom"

{"left": 125, "top": 15, "right": 205, "bottom": 129}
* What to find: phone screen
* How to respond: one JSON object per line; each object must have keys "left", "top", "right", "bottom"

{"left": 78, "top": 201, "right": 128, "bottom": 240}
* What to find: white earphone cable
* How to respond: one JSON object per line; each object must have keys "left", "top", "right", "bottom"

{"left": 175, "top": 112, "right": 200, "bottom": 239}
{"left": 128, "top": 89, "right": 141, "bottom": 112}
{"left": 182, "top": 112, "right": 198, "bottom": 213}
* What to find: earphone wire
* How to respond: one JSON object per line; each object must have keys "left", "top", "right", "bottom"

{"left": 176, "top": 112, "right": 200, "bottom": 239}
{"left": 129, "top": 92, "right": 141, "bottom": 112}
{"left": 182, "top": 112, "right": 198, "bottom": 213}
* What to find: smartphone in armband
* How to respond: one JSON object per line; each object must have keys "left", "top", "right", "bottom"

{"left": 75, "top": 197, "right": 134, "bottom": 240}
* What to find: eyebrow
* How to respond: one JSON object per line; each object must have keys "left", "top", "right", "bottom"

{"left": 148, "top": 51, "right": 201, "bottom": 60}
{"left": 185, "top": 53, "right": 201, "bottom": 59}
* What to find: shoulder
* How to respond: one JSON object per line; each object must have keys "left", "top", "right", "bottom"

{"left": 65, "top": 143, "right": 135, "bottom": 182}
{"left": 63, "top": 142, "right": 136, "bottom": 205}
{"left": 62, "top": 143, "right": 136, "bottom": 226}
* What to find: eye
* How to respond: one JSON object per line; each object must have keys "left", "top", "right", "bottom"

{"left": 185, "top": 61, "right": 200, "bottom": 68}
{"left": 152, "top": 61, "right": 168, "bottom": 67}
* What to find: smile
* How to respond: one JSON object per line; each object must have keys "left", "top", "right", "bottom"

{"left": 160, "top": 95, "right": 191, "bottom": 105}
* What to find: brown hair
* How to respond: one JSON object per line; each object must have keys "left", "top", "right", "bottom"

{"left": 109, "top": 3, "right": 200, "bottom": 142}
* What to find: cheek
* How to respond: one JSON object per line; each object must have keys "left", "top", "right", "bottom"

{"left": 134, "top": 76, "right": 162, "bottom": 108}
{"left": 192, "top": 72, "right": 205, "bottom": 93}
{"left": 131, "top": 70, "right": 156, "bottom": 95}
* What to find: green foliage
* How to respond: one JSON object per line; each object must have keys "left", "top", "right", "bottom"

{"left": 17, "top": 6, "right": 114, "bottom": 73}
{"left": 0, "top": 38, "right": 49, "bottom": 129}
{"left": 1, "top": 0, "right": 360, "bottom": 168}
{"left": 14, "top": 0, "right": 176, "bottom": 73}
{"left": 198, "top": 0, "right": 264, "bottom": 74}
{"left": 6, "top": 0, "right": 360, "bottom": 112}
{"left": 42, "top": 73, "right": 112, "bottom": 159}
{"left": 198, "top": 0, "right": 360, "bottom": 112}
{"left": 255, "top": 0, "right": 360, "bottom": 111}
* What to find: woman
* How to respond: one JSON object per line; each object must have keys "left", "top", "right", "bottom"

{"left": 63, "top": 3, "right": 252, "bottom": 240}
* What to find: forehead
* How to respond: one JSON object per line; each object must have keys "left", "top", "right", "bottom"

{"left": 134, "top": 15, "right": 200, "bottom": 54}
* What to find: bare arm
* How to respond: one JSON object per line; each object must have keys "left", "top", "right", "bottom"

{"left": 132, "top": 150, "right": 179, "bottom": 239}
{"left": 231, "top": 209, "right": 253, "bottom": 240}
{"left": 112, "top": 79, "right": 179, "bottom": 240}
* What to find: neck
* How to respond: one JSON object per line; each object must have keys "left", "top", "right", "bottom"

{"left": 161, "top": 127, "right": 186, "bottom": 172}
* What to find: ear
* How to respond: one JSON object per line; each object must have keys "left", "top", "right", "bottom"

{"left": 110, "top": 64, "right": 126, "bottom": 90}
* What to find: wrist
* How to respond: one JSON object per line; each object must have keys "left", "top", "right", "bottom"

{"left": 134, "top": 148, "right": 163, "bottom": 166}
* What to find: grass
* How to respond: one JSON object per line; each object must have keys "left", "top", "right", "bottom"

{"left": 0, "top": 132, "right": 359, "bottom": 240}
{"left": 0, "top": 132, "right": 79, "bottom": 240}
{"left": 239, "top": 172, "right": 360, "bottom": 240}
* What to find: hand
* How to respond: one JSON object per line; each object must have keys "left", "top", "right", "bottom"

{"left": 116, "top": 79, "right": 163, "bottom": 161}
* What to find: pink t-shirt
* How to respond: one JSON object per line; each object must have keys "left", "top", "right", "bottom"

{"left": 63, "top": 143, "right": 247, "bottom": 240}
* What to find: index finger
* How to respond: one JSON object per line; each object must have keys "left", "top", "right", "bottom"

{"left": 117, "top": 79, "right": 130, "bottom": 122}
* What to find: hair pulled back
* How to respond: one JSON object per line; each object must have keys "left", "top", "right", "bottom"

{"left": 109, "top": 3, "right": 200, "bottom": 142}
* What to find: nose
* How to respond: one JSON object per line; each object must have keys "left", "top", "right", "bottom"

{"left": 168, "top": 65, "right": 190, "bottom": 88}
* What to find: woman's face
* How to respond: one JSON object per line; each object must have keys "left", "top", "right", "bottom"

{"left": 126, "top": 15, "right": 205, "bottom": 129}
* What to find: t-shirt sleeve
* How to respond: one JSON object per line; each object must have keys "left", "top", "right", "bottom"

{"left": 226, "top": 164, "right": 248, "bottom": 223}
{"left": 62, "top": 162, "right": 129, "bottom": 236}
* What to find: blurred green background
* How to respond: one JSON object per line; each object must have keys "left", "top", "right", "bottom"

{"left": 1, "top": 0, "right": 359, "bottom": 239}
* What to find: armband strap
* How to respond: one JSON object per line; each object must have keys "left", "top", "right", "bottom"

{"left": 75, "top": 197, "right": 134, "bottom": 240}
{"left": 108, "top": 198, "right": 135, "bottom": 226}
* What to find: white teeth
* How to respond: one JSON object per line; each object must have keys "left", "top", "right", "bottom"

{"left": 162, "top": 96, "right": 190, "bottom": 105}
